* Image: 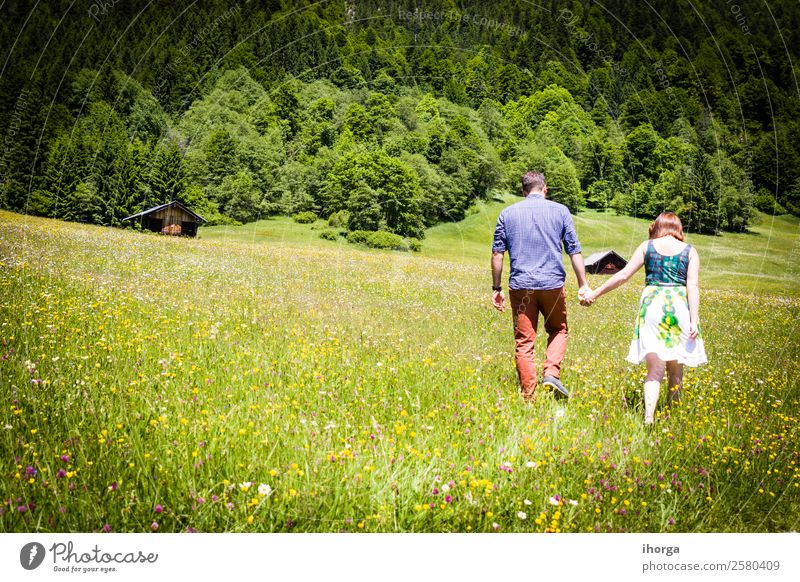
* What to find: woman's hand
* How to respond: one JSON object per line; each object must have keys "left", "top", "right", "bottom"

{"left": 688, "top": 320, "right": 699, "bottom": 339}
{"left": 579, "top": 286, "right": 596, "bottom": 306}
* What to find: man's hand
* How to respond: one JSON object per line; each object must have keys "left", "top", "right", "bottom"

{"left": 492, "top": 290, "right": 506, "bottom": 312}
{"left": 578, "top": 285, "right": 595, "bottom": 306}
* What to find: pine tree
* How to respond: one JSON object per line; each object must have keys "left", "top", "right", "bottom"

{"left": 146, "top": 139, "right": 186, "bottom": 206}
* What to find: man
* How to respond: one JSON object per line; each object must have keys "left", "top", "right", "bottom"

{"left": 491, "top": 171, "right": 590, "bottom": 401}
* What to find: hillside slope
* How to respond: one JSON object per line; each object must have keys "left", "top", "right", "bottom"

{"left": 1, "top": 209, "right": 798, "bottom": 532}
{"left": 198, "top": 201, "right": 800, "bottom": 295}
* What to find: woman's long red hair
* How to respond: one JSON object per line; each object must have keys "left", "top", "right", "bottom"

{"left": 649, "top": 212, "right": 684, "bottom": 241}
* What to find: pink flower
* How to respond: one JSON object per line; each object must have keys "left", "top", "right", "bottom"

{"left": 150, "top": 521, "right": 159, "bottom": 531}
{"left": 155, "top": 504, "right": 163, "bottom": 513}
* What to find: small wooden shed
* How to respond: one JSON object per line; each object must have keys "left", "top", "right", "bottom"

{"left": 585, "top": 250, "right": 627, "bottom": 274}
{"left": 123, "top": 201, "right": 206, "bottom": 237}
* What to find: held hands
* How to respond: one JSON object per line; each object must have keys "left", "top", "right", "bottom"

{"left": 492, "top": 290, "right": 506, "bottom": 312}
{"left": 578, "top": 285, "right": 596, "bottom": 306}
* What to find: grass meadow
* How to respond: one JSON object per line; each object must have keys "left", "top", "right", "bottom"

{"left": 1, "top": 202, "right": 799, "bottom": 532}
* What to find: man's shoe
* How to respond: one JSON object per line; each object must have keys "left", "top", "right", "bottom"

{"left": 542, "top": 376, "right": 569, "bottom": 400}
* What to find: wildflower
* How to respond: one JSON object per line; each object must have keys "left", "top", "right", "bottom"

{"left": 525, "top": 461, "right": 537, "bottom": 468}
{"left": 517, "top": 511, "right": 527, "bottom": 520}
{"left": 239, "top": 481, "right": 253, "bottom": 492}
{"left": 56, "top": 469, "right": 66, "bottom": 478}
{"left": 548, "top": 496, "right": 561, "bottom": 506}
{"left": 258, "top": 484, "right": 272, "bottom": 497}
{"left": 109, "top": 482, "right": 118, "bottom": 491}
{"left": 492, "top": 522, "right": 500, "bottom": 531}
{"left": 102, "top": 524, "right": 111, "bottom": 532}
{"left": 155, "top": 504, "right": 163, "bottom": 513}
{"left": 150, "top": 521, "right": 159, "bottom": 531}
{"left": 60, "top": 455, "right": 70, "bottom": 463}
{"left": 524, "top": 499, "right": 532, "bottom": 506}
{"left": 445, "top": 495, "right": 452, "bottom": 503}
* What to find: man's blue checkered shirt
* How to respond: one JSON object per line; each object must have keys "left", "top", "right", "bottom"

{"left": 492, "top": 194, "right": 582, "bottom": 291}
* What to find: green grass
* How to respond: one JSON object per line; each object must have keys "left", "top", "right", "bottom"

{"left": 420, "top": 195, "right": 800, "bottom": 295}
{"left": 200, "top": 199, "right": 800, "bottom": 295}
{"left": 1, "top": 208, "right": 798, "bottom": 533}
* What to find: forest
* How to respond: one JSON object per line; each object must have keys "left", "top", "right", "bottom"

{"left": 1, "top": 0, "right": 799, "bottom": 237}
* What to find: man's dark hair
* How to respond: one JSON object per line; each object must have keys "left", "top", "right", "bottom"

{"left": 521, "top": 171, "right": 546, "bottom": 194}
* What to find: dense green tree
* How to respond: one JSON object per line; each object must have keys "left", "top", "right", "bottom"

{"left": 347, "top": 182, "right": 384, "bottom": 232}
{"left": 219, "top": 170, "right": 262, "bottom": 223}
{"left": 3, "top": 0, "right": 798, "bottom": 234}
{"left": 145, "top": 139, "right": 186, "bottom": 206}
{"left": 326, "top": 150, "right": 423, "bottom": 237}
{"left": 624, "top": 123, "right": 663, "bottom": 182}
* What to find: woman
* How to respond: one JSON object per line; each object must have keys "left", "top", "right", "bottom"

{"left": 581, "top": 212, "right": 707, "bottom": 424}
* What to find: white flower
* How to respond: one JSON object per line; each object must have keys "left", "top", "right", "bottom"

{"left": 517, "top": 511, "right": 527, "bottom": 520}
{"left": 568, "top": 499, "right": 578, "bottom": 506}
{"left": 555, "top": 408, "right": 565, "bottom": 418}
{"left": 523, "top": 499, "right": 532, "bottom": 506}
{"left": 442, "top": 483, "right": 450, "bottom": 493}
{"left": 525, "top": 461, "right": 537, "bottom": 468}
{"left": 548, "top": 496, "right": 560, "bottom": 506}
{"left": 258, "top": 483, "right": 272, "bottom": 497}
{"left": 239, "top": 481, "right": 253, "bottom": 491}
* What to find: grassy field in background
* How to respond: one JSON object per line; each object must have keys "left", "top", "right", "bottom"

{"left": 200, "top": 197, "right": 800, "bottom": 295}
{"left": 1, "top": 208, "right": 798, "bottom": 533}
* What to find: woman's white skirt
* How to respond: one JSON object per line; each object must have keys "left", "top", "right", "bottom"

{"left": 626, "top": 285, "right": 708, "bottom": 366}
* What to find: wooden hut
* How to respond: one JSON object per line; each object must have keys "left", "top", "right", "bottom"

{"left": 585, "top": 250, "right": 627, "bottom": 274}
{"left": 123, "top": 201, "right": 206, "bottom": 237}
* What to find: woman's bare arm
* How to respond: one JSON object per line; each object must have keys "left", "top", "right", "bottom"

{"left": 686, "top": 247, "right": 700, "bottom": 338}
{"left": 589, "top": 242, "right": 647, "bottom": 301}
